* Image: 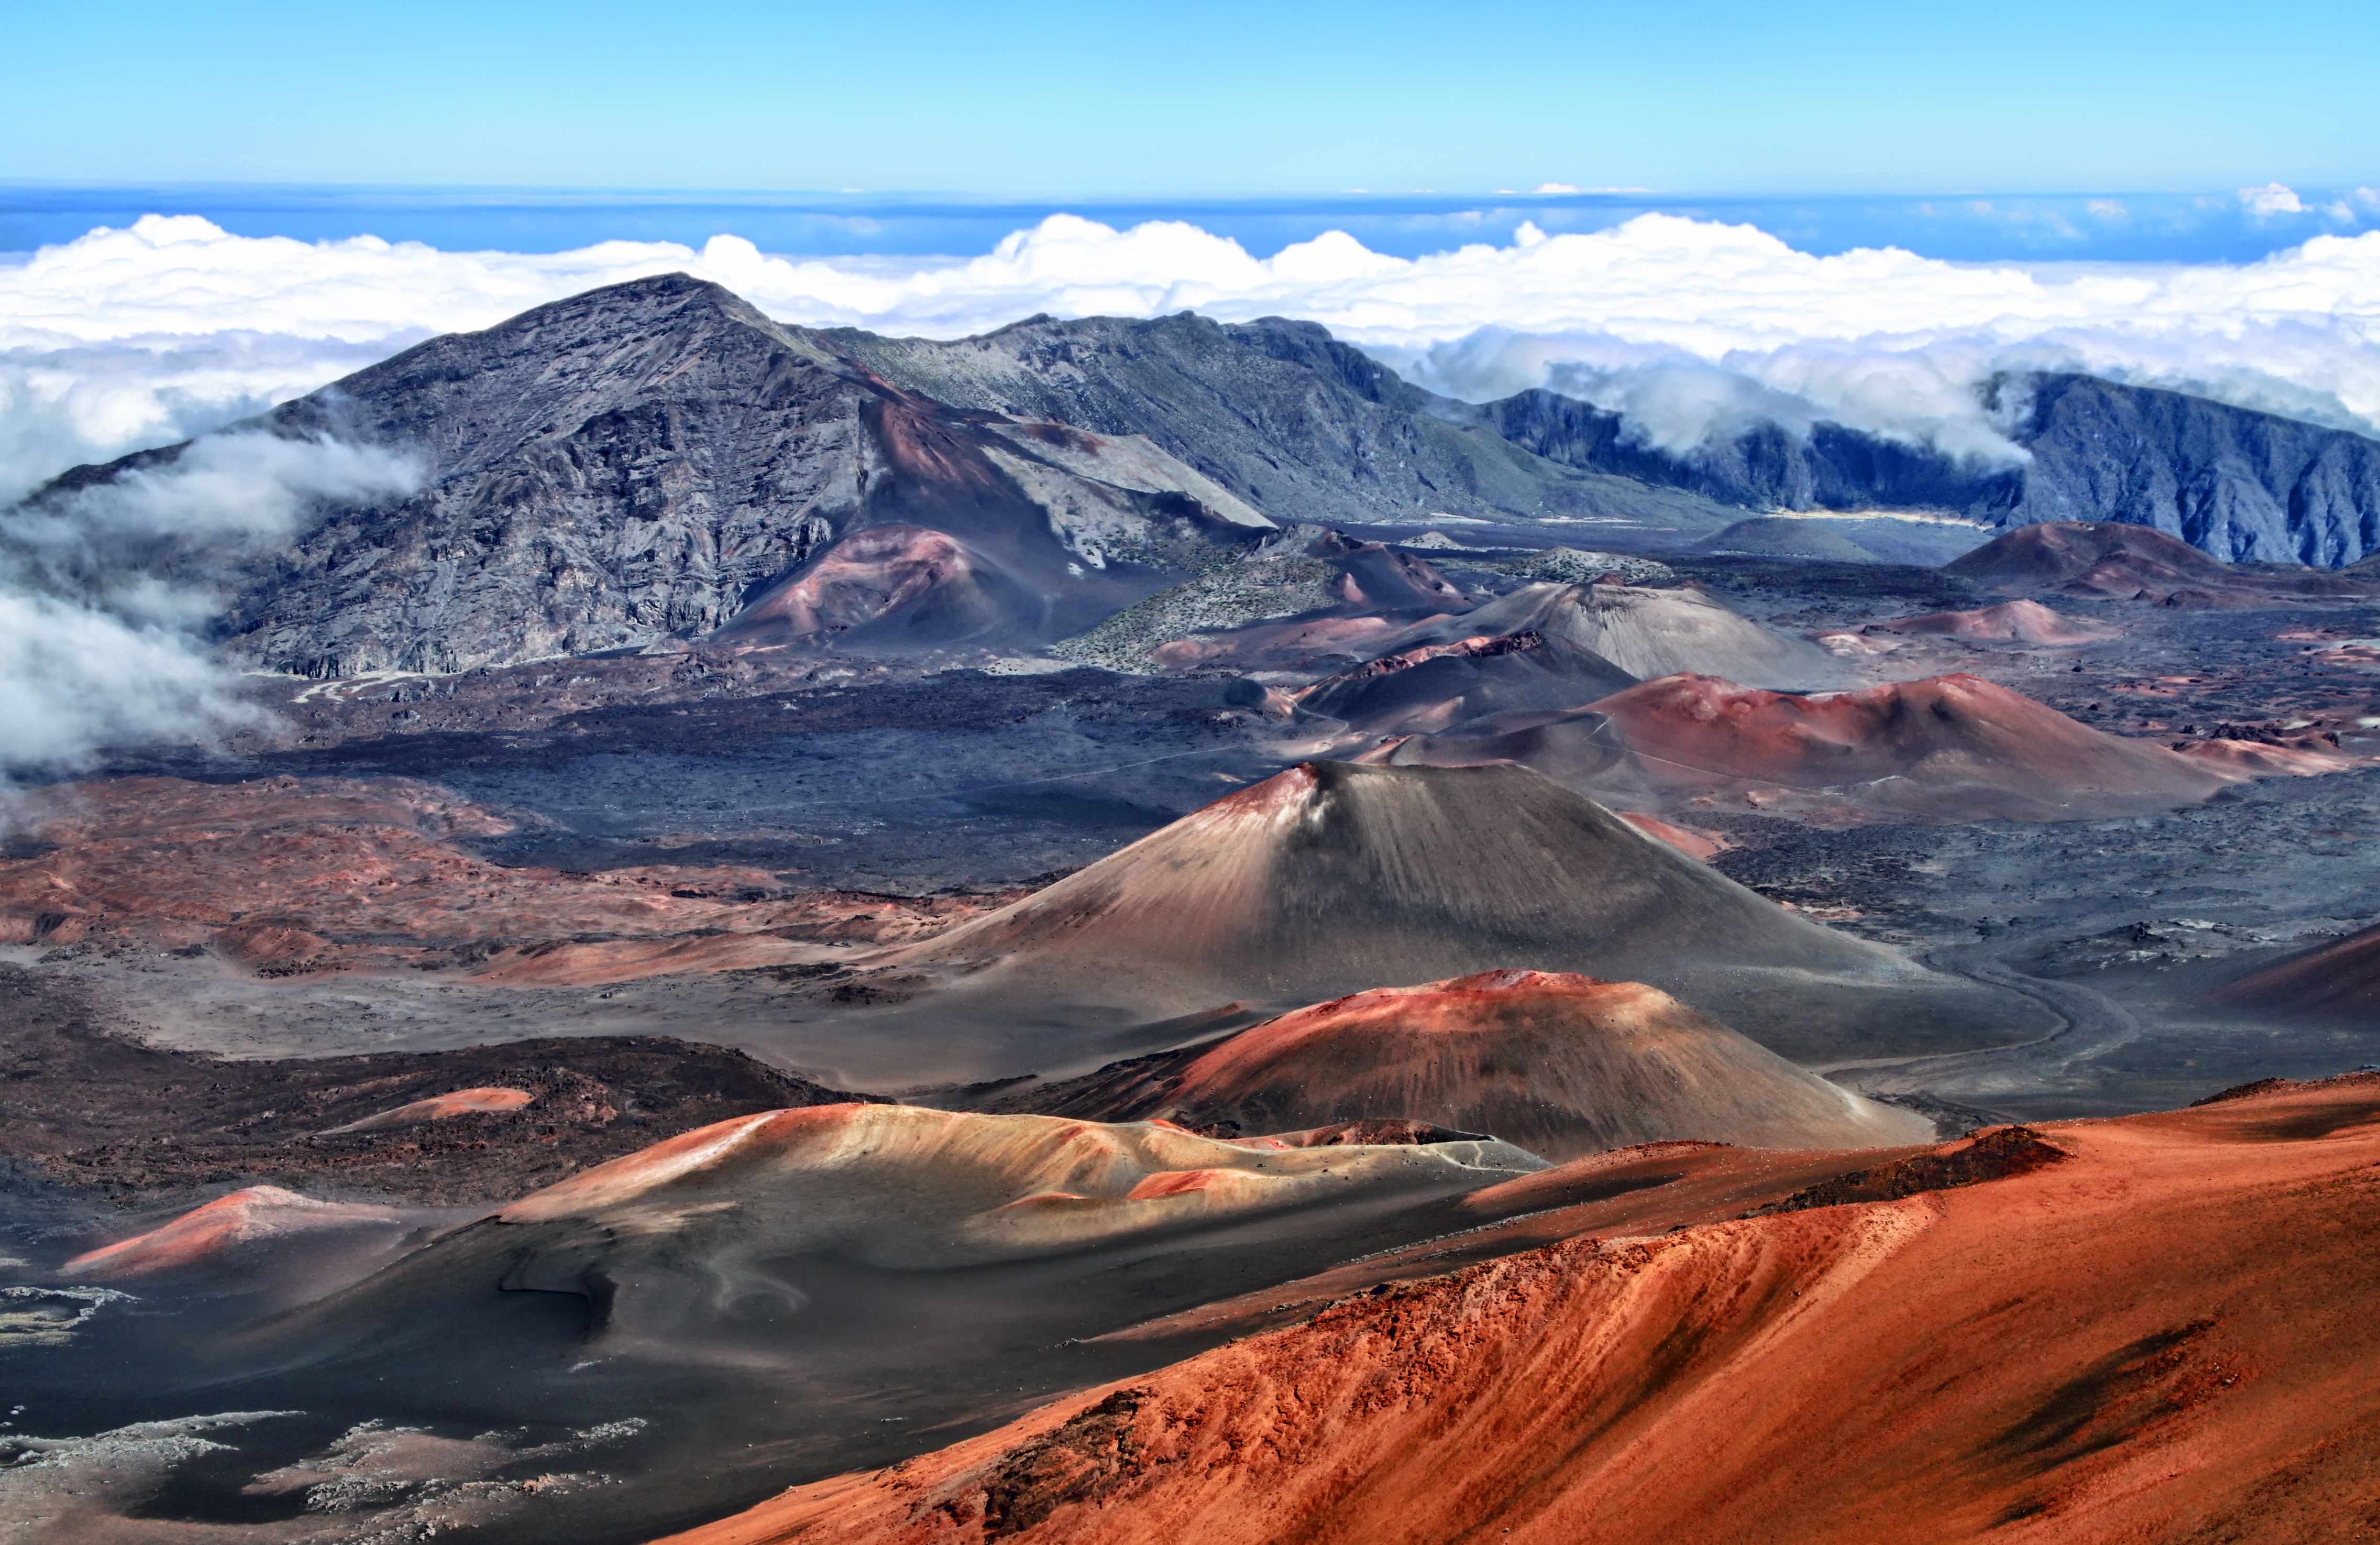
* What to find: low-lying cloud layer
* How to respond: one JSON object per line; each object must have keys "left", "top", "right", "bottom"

{"left": 8, "top": 208, "right": 2380, "bottom": 500}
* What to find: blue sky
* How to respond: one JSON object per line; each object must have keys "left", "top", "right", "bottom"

{"left": 6, "top": 0, "right": 2375, "bottom": 197}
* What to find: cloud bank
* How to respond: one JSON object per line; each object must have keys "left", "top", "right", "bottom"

{"left": 9, "top": 210, "right": 2380, "bottom": 496}
{"left": 0, "top": 432, "right": 419, "bottom": 779}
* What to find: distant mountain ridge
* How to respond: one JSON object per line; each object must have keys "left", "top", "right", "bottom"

{"left": 821, "top": 312, "right": 1735, "bottom": 531}
{"left": 1488, "top": 372, "right": 2380, "bottom": 566}
{"left": 28, "top": 273, "right": 2380, "bottom": 675}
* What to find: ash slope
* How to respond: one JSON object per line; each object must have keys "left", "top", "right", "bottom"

{"left": 1579, "top": 671, "right": 2238, "bottom": 823}
{"left": 885, "top": 760, "right": 2042, "bottom": 1070}
{"left": 1059, "top": 970, "right": 1930, "bottom": 1160}
{"left": 669, "top": 1075, "right": 2380, "bottom": 1545}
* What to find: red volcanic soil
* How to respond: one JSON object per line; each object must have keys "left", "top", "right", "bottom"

{"left": 661, "top": 1074, "right": 2380, "bottom": 1545}
{"left": 1874, "top": 598, "right": 2118, "bottom": 645}
{"left": 0, "top": 775, "right": 1010, "bottom": 981}
{"left": 1148, "top": 971, "right": 1927, "bottom": 1158}
{"left": 1615, "top": 812, "right": 1728, "bottom": 860}
{"left": 715, "top": 524, "right": 990, "bottom": 645}
{"left": 1584, "top": 671, "right": 2238, "bottom": 822}
{"left": 2216, "top": 923, "right": 2380, "bottom": 1021}
{"left": 326, "top": 1086, "right": 535, "bottom": 1133}
{"left": 61, "top": 1185, "right": 405, "bottom": 1280}
{"left": 1946, "top": 521, "right": 2375, "bottom": 605}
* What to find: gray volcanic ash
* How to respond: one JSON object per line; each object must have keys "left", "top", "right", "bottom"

{"left": 1292, "top": 630, "right": 1636, "bottom": 733}
{"left": 2216, "top": 922, "right": 2380, "bottom": 1023}
{"left": 1069, "top": 970, "right": 1929, "bottom": 1159}
{"left": 1378, "top": 579, "right": 1846, "bottom": 691}
{"left": 889, "top": 760, "right": 2036, "bottom": 1068}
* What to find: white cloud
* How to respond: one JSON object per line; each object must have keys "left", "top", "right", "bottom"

{"left": 0, "top": 431, "right": 420, "bottom": 776}
{"left": 7, "top": 206, "right": 2380, "bottom": 531}
{"left": 1535, "top": 182, "right": 1581, "bottom": 195}
{"left": 2241, "top": 182, "right": 2306, "bottom": 218}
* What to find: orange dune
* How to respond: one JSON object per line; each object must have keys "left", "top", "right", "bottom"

{"left": 1149, "top": 971, "right": 1927, "bottom": 1159}
{"left": 62, "top": 1186, "right": 410, "bottom": 1280}
{"left": 2216, "top": 923, "right": 2380, "bottom": 1021}
{"left": 325, "top": 1087, "right": 535, "bottom": 1133}
{"left": 1874, "top": 598, "right": 2118, "bottom": 644}
{"left": 489, "top": 1103, "right": 1541, "bottom": 1285}
{"left": 659, "top": 1075, "right": 2380, "bottom": 1545}
{"left": 1584, "top": 671, "right": 2236, "bottom": 821}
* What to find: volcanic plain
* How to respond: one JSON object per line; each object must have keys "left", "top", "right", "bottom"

{"left": 7, "top": 275, "right": 2380, "bottom": 1544}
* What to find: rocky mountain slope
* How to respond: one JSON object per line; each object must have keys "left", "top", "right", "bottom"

{"left": 34, "top": 277, "right": 2380, "bottom": 682}
{"left": 30, "top": 276, "right": 1281, "bottom": 675}
{"left": 823, "top": 312, "right": 1737, "bottom": 532}
{"left": 1492, "top": 372, "right": 2380, "bottom": 566}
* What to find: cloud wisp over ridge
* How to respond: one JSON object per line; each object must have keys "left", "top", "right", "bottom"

{"left": 0, "top": 432, "right": 420, "bottom": 779}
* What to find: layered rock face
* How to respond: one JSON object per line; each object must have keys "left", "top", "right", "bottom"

{"left": 32, "top": 280, "right": 2380, "bottom": 685}
{"left": 1490, "top": 372, "right": 2380, "bottom": 566}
